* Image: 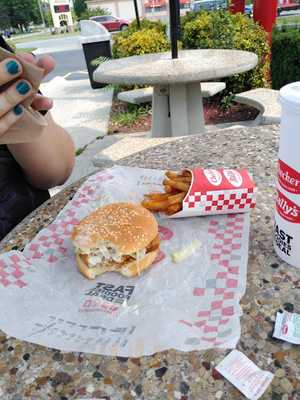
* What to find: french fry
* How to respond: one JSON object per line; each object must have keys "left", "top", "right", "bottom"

{"left": 166, "top": 171, "right": 191, "bottom": 184}
{"left": 172, "top": 176, "right": 192, "bottom": 183}
{"left": 142, "top": 169, "right": 191, "bottom": 215}
{"left": 166, "top": 203, "right": 182, "bottom": 215}
{"left": 141, "top": 199, "right": 169, "bottom": 211}
{"left": 182, "top": 170, "right": 192, "bottom": 177}
{"left": 164, "top": 184, "right": 174, "bottom": 194}
{"left": 167, "top": 192, "right": 186, "bottom": 205}
{"left": 163, "top": 178, "right": 190, "bottom": 192}
{"left": 166, "top": 171, "right": 181, "bottom": 180}
{"left": 145, "top": 192, "right": 171, "bottom": 200}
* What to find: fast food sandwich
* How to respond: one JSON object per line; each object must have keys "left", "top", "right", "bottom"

{"left": 71, "top": 203, "right": 160, "bottom": 279}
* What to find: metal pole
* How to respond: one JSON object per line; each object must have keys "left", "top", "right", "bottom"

{"left": 169, "top": 0, "right": 178, "bottom": 59}
{"left": 175, "top": 0, "right": 180, "bottom": 40}
{"left": 37, "top": 0, "right": 46, "bottom": 29}
{"left": 253, "top": 0, "right": 277, "bottom": 44}
{"left": 133, "top": 0, "right": 141, "bottom": 29}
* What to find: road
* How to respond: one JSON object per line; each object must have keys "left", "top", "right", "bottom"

{"left": 17, "top": 35, "right": 87, "bottom": 82}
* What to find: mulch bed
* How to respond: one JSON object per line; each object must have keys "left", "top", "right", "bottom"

{"left": 108, "top": 99, "right": 259, "bottom": 135}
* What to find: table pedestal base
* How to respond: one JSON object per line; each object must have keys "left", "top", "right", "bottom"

{"left": 151, "top": 83, "right": 205, "bottom": 137}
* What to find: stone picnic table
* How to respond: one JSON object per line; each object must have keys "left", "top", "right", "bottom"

{"left": 93, "top": 49, "right": 258, "bottom": 137}
{"left": 0, "top": 125, "right": 299, "bottom": 399}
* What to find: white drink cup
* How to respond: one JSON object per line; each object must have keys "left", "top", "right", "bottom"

{"left": 274, "top": 82, "right": 300, "bottom": 268}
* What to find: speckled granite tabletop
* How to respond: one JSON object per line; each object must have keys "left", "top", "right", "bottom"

{"left": 0, "top": 125, "right": 299, "bottom": 400}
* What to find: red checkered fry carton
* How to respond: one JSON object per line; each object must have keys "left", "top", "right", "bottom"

{"left": 167, "top": 168, "right": 257, "bottom": 218}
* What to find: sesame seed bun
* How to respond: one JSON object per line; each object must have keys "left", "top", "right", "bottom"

{"left": 76, "top": 249, "right": 159, "bottom": 279}
{"left": 72, "top": 203, "right": 159, "bottom": 279}
{"left": 72, "top": 203, "right": 158, "bottom": 254}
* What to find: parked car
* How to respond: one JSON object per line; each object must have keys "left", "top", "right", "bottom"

{"left": 277, "top": 1, "right": 300, "bottom": 16}
{"left": 89, "top": 15, "right": 130, "bottom": 32}
{"left": 190, "top": 0, "right": 227, "bottom": 12}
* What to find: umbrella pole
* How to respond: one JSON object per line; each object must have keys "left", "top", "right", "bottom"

{"left": 133, "top": 0, "right": 141, "bottom": 29}
{"left": 169, "top": 0, "right": 179, "bottom": 59}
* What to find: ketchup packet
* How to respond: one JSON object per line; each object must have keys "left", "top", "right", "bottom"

{"left": 273, "top": 311, "right": 300, "bottom": 344}
{"left": 216, "top": 350, "right": 273, "bottom": 400}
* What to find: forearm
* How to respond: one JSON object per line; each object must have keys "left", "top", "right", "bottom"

{"left": 8, "top": 113, "right": 75, "bottom": 190}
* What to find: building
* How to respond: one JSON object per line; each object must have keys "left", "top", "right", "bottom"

{"left": 87, "top": 0, "right": 191, "bottom": 19}
{"left": 49, "top": 0, "right": 74, "bottom": 31}
{"left": 87, "top": 0, "right": 145, "bottom": 20}
{"left": 144, "top": 0, "right": 190, "bottom": 13}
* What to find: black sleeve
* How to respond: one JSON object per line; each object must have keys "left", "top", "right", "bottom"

{"left": 0, "top": 35, "right": 14, "bottom": 52}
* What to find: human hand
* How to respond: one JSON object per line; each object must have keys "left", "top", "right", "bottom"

{"left": 17, "top": 53, "right": 55, "bottom": 112}
{"left": 0, "top": 54, "right": 55, "bottom": 136}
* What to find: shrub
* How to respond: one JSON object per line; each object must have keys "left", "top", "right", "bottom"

{"left": 271, "top": 27, "right": 300, "bottom": 89}
{"left": 126, "top": 19, "right": 166, "bottom": 36}
{"left": 112, "top": 28, "right": 169, "bottom": 59}
{"left": 181, "top": 10, "right": 270, "bottom": 95}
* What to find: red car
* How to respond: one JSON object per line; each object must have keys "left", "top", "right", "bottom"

{"left": 90, "top": 15, "right": 130, "bottom": 32}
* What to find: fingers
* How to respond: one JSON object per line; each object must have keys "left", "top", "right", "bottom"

{"left": 0, "top": 58, "right": 23, "bottom": 85}
{"left": 37, "top": 55, "right": 55, "bottom": 76}
{"left": 31, "top": 94, "right": 53, "bottom": 111}
{"left": 17, "top": 52, "right": 36, "bottom": 64}
{"left": 17, "top": 53, "right": 55, "bottom": 77}
{"left": 0, "top": 79, "right": 33, "bottom": 118}
{"left": 0, "top": 105, "right": 24, "bottom": 137}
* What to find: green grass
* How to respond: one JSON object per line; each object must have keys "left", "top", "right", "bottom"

{"left": 11, "top": 31, "right": 80, "bottom": 44}
{"left": 15, "top": 47, "right": 37, "bottom": 53}
{"left": 111, "top": 105, "right": 150, "bottom": 126}
{"left": 277, "top": 15, "right": 300, "bottom": 25}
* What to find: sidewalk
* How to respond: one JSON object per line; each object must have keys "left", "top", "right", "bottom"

{"left": 41, "top": 74, "right": 113, "bottom": 150}
{"left": 41, "top": 74, "right": 113, "bottom": 194}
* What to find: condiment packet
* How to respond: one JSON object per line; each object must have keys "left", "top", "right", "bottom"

{"left": 216, "top": 350, "right": 273, "bottom": 400}
{"left": 273, "top": 311, "right": 300, "bottom": 344}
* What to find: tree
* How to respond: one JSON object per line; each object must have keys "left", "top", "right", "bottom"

{"left": 79, "top": 7, "right": 109, "bottom": 20}
{"left": 73, "top": 0, "right": 87, "bottom": 18}
{"left": 0, "top": 1, "right": 11, "bottom": 29}
{"left": 0, "top": 0, "right": 42, "bottom": 30}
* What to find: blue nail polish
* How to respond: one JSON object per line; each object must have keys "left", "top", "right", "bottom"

{"left": 14, "top": 105, "right": 23, "bottom": 116}
{"left": 16, "top": 81, "right": 30, "bottom": 95}
{"left": 6, "top": 60, "right": 19, "bottom": 75}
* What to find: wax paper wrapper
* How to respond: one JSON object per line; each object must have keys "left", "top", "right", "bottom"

{"left": 0, "top": 166, "right": 251, "bottom": 357}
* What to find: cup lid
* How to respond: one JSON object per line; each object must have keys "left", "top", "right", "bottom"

{"left": 280, "top": 82, "right": 300, "bottom": 109}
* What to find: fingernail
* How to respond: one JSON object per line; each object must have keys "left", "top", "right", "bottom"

{"left": 16, "top": 81, "right": 31, "bottom": 95}
{"left": 14, "top": 105, "right": 23, "bottom": 116}
{"left": 6, "top": 60, "right": 19, "bottom": 75}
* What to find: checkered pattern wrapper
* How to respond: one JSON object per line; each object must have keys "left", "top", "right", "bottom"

{"left": 168, "top": 168, "right": 256, "bottom": 218}
{"left": 0, "top": 166, "right": 250, "bottom": 357}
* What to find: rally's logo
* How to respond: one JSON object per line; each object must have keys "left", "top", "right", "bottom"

{"left": 223, "top": 169, "right": 243, "bottom": 187}
{"left": 278, "top": 159, "right": 300, "bottom": 194}
{"left": 276, "top": 189, "right": 300, "bottom": 223}
{"left": 204, "top": 169, "right": 222, "bottom": 186}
